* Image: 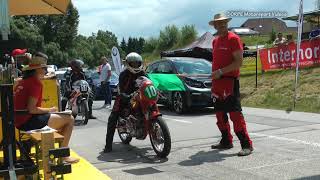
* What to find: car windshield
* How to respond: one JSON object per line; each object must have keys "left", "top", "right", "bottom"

{"left": 111, "top": 72, "right": 119, "bottom": 81}
{"left": 173, "top": 58, "right": 212, "bottom": 75}
{"left": 91, "top": 72, "right": 100, "bottom": 79}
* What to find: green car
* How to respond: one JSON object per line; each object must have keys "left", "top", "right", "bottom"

{"left": 146, "top": 57, "right": 213, "bottom": 114}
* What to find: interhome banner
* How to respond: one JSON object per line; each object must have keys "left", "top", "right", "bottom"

{"left": 259, "top": 39, "right": 320, "bottom": 70}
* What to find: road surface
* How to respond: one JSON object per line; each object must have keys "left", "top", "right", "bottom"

{"left": 70, "top": 101, "right": 320, "bottom": 180}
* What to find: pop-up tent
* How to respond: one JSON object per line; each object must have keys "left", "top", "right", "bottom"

{"left": 161, "top": 32, "right": 214, "bottom": 61}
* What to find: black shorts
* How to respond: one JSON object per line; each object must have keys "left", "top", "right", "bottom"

{"left": 18, "top": 114, "right": 51, "bottom": 131}
{"left": 213, "top": 79, "right": 242, "bottom": 112}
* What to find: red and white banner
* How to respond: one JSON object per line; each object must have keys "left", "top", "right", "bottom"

{"left": 259, "top": 39, "right": 320, "bottom": 70}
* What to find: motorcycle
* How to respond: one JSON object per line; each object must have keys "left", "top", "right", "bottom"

{"left": 67, "top": 80, "right": 91, "bottom": 124}
{"left": 117, "top": 76, "right": 171, "bottom": 158}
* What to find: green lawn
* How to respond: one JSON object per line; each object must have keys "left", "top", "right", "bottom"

{"left": 240, "top": 66, "right": 320, "bottom": 113}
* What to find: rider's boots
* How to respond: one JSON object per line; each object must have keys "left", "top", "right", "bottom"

{"left": 104, "top": 112, "right": 119, "bottom": 153}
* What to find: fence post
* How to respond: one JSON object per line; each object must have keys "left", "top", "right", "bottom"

{"left": 255, "top": 45, "right": 258, "bottom": 89}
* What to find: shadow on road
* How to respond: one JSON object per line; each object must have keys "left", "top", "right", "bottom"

{"left": 158, "top": 105, "right": 215, "bottom": 117}
{"left": 97, "top": 143, "right": 168, "bottom": 165}
{"left": 178, "top": 150, "right": 237, "bottom": 166}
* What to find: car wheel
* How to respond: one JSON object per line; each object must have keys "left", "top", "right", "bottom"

{"left": 172, "top": 91, "right": 187, "bottom": 114}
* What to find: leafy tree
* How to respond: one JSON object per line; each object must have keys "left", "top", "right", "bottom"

{"left": 96, "top": 30, "right": 118, "bottom": 49}
{"left": 143, "top": 37, "right": 158, "bottom": 53}
{"left": 180, "top": 25, "right": 197, "bottom": 46}
{"left": 120, "top": 38, "right": 127, "bottom": 54}
{"left": 137, "top": 37, "right": 145, "bottom": 54}
{"left": 10, "top": 17, "right": 44, "bottom": 53}
{"left": 158, "top": 25, "right": 180, "bottom": 51}
{"left": 43, "top": 42, "right": 69, "bottom": 67}
{"left": 269, "top": 27, "right": 277, "bottom": 43}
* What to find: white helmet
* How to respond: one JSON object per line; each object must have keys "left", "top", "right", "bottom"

{"left": 125, "top": 52, "right": 143, "bottom": 74}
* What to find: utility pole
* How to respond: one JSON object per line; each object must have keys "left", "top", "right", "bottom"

{"left": 316, "top": 0, "right": 320, "bottom": 10}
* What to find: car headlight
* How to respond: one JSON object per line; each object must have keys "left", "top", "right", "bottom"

{"left": 183, "top": 78, "right": 203, "bottom": 88}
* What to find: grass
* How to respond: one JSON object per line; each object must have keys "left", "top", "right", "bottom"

{"left": 241, "top": 35, "right": 270, "bottom": 46}
{"left": 240, "top": 66, "right": 320, "bottom": 113}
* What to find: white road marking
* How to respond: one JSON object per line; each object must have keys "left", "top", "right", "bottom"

{"left": 251, "top": 133, "right": 320, "bottom": 147}
{"left": 163, "top": 117, "right": 192, "bottom": 124}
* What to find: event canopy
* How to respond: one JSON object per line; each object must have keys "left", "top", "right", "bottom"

{"left": 0, "top": 0, "right": 70, "bottom": 40}
{"left": 161, "top": 32, "right": 214, "bottom": 61}
{"left": 283, "top": 10, "right": 320, "bottom": 24}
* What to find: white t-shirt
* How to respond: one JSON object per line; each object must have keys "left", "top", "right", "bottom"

{"left": 100, "top": 63, "right": 112, "bottom": 82}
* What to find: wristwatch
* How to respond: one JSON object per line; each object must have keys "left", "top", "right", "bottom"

{"left": 218, "top": 69, "right": 223, "bottom": 78}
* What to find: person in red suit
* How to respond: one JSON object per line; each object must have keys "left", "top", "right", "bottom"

{"left": 209, "top": 13, "right": 253, "bottom": 156}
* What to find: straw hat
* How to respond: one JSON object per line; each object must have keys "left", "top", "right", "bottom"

{"left": 22, "top": 52, "right": 48, "bottom": 71}
{"left": 209, "top": 13, "right": 232, "bottom": 26}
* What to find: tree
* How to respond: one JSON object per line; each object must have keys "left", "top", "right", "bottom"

{"left": 269, "top": 27, "right": 277, "bottom": 43}
{"left": 73, "top": 35, "right": 94, "bottom": 67}
{"left": 180, "top": 25, "right": 197, "bottom": 47}
{"left": 56, "top": 3, "right": 79, "bottom": 50}
{"left": 43, "top": 42, "right": 69, "bottom": 67}
{"left": 143, "top": 37, "right": 158, "bottom": 53}
{"left": 10, "top": 17, "right": 44, "bottom": 53}
{"left": 137, "top": 37, "right": 145, "bottom": 54}
{"left": 120, "top": 38, "right": 127, "bottom": 54}
{"left": 24, "top": 3, "right": 79, "bottom": 51}
{"left": 158, "top": 25, "right": 180, "bottom": 51}
{"left": 96, "top": 30, "right": 118, "bottom": 49}
{"left": 127, "top": 37, "right": 134, "bottom": 53}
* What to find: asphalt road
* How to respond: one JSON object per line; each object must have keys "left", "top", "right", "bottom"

{"left": 69, "top": 101, "right": 320, "bottom": 180}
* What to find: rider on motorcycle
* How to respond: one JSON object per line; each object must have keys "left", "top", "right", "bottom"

{"left": 61, "top": 59, "right": 96, "bottom": 119}
{"left": 104, "top": 52, "right": 146, "bottom": 153}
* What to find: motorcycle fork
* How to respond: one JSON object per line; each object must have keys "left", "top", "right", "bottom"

{"left": 144, "top": 103, "right": 161, "bottom": 138}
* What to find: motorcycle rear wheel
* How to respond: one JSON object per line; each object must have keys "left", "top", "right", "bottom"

{"left": 149, "top": 116, "right": 171, "bottom": 158}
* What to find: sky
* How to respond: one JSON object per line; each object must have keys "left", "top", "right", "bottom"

{"left": 73, "top": 0, "right": 316, "bottom": 39}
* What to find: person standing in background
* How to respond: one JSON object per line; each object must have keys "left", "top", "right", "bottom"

{"left": 100, "top": 56, "right": 112, "bottom": 108}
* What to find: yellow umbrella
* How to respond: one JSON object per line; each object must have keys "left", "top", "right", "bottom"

{"left": 9, "top": 0, "right": 71, "bottom": 15}
{"left": 1, "top": 0, "right": 70, "bottom": 40}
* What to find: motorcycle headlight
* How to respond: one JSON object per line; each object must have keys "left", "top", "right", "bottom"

{"left": 183, "top": 78, "right": 203, "bottom": 88}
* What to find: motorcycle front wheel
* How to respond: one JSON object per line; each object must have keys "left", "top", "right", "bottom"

{"left": 117, "top": 122, "right": 132, "bottom": 144}
{"left": 81, "top": 100, "right": 90, "bottom": 125}
{"left": 149, "top": 116, "right": 171, "bottom": 158}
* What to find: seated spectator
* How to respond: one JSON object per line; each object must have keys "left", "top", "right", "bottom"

{"left": 243, "top": 43, "right": 249, "bottom": 50}
{"left": 14, "top": 52, "right": 79, "bottom": 164}
{"left": 286, "top": 34, "right": 295, "bottom": 45}
{"left": 273, "top": 32, "right": 286, "bottom": 46}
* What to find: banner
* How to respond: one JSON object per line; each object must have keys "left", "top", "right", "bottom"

{"left": 259, "top": 39, "right": 320, "bottom": 70}
{"left": 111, "top": 46, "right": 122, "bottom": 75}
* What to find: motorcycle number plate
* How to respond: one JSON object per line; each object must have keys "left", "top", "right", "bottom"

{"left": 80, "top": 85, "right": 88, "bottom": 92}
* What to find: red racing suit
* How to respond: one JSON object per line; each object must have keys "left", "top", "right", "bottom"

{"left": 212, "top": 32, "right": 252, "bottom": 148}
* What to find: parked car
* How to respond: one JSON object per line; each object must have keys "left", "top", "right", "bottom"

{"left": 47, "top": 65, "right": 58, "bottom": 73}
{"left": 86, "top": 71, "right": 119, "bottom": 100}
{"left": 146, "top": 57, "right": 213, "bottom": 114}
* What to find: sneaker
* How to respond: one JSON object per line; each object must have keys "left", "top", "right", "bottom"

{"left": 101, "top": 104, "right": 107, "bottom": 108}
{"left": 237, "top": 147, "right": 253, "bottom": 156}
{"left": 106, "top": 104, "right": 111, "bottom": 109}
{"left": 89, "top": 115, "right": 97, "bottom": 119}
{"left": 211, "top": 143, "right": 233, "bottom": 150}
